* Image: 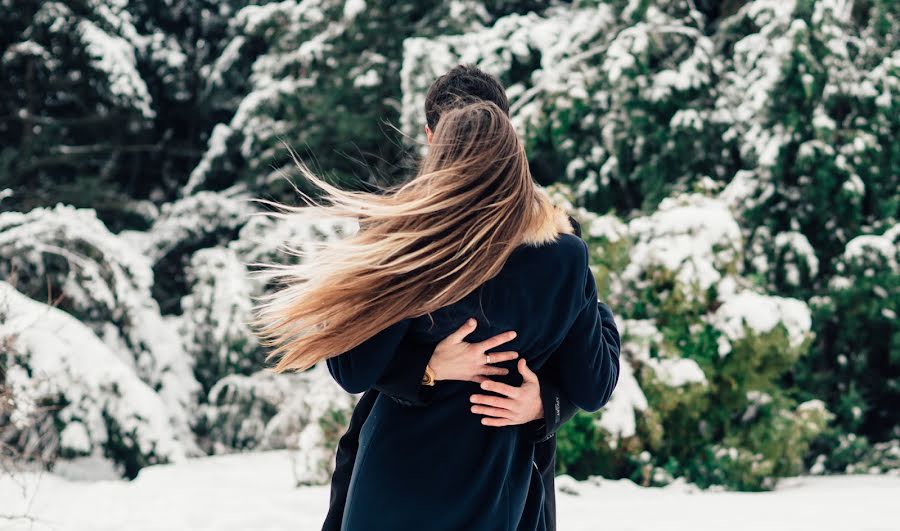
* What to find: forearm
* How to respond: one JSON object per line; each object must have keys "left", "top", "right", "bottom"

{"left": 326, "top": 318, "right": 412, "bottom": 394}
{"left": 372, "top": 342, "right": 435, "bottom": 407}
{"left": 557, "top": 297, "right": 621, "bottom": 412}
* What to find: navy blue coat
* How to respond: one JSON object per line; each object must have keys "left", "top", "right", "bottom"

{"left": 326, "top": 232, "right": 621, "bottom": 531}
{"left": 322, "top": 218, "right": 593, "bottom": 531}
{"left": 321, "top": 329, "right": 590, "bottom": 531}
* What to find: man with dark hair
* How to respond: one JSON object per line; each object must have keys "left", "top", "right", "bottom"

{"left": 322, "top": 65, "right": 601, "bottom": 531}
{"left": 424, "top": 64, "right": 511, "bottom": 133}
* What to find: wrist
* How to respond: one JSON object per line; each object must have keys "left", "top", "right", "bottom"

{"left": 530, "top": 395, "right": 544, "bottom": 421}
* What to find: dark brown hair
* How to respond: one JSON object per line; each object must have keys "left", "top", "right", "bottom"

{"left": 424, "top": 64, "right": 510, "bottom": 130}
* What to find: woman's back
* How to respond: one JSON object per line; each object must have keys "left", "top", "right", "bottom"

{"left": 332, "top": 233, "right": 620, "bottom": 531}
{"left": 406, "top": 232, "right": 591, "bottom": 394}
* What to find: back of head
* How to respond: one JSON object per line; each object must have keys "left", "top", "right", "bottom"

{"left": 425, "top": 64, "right": 510, "bottom": 130}
{"left": 253, "top": 99, "right": 568, "bottom": 374}
{"left": 423, "top": 100, "right": 521, "bottom": 185}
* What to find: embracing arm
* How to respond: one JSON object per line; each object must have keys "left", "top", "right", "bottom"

{"left": 531, "top": 217, "right": 617, "bottom": 434}
{"left": 527, "top": 213, "right": 588, "bottom": 440}
{"left": 371, "top": 319, "right": 518, "bottom": 407}
{"left": 369, "top": 338, "right": 436, "bottom": 406}
{"left": 326, "top": 318, "right": 413, "bottom": 394}
{"left": 555, "top": 241, "right": 621, "bottom": 412}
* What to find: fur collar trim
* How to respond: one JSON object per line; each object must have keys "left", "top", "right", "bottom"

{"left": 520, "top": 191, "right": 574, "bottom": 247}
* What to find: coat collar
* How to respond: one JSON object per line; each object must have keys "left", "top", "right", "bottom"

{"left": 519, "top": 192, "right": 574, "bottom": 247}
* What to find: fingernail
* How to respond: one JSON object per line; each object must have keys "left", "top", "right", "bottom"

{"left": 468, "top": 318, "right": 476, "bottom": 326}
{"left": 510, "top": 331, "right": 517, "bottom": 337}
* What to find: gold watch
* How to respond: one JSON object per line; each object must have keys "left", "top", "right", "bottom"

{"left": 422, "top": 364, "right": 436, "bottom": 386}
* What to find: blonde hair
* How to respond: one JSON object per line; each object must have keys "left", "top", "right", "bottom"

{"left": 252, "top": 101, "right": 570, "bottom": 373}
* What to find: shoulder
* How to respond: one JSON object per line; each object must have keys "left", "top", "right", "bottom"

{"left": 514, "top": 232, "right": 589, "bottom": 285}
{"left": 547, "top": 233, "right": 594, "bottom": 300}
{"left": 547, "top": 232, "right": 589, "bottom": 268}
{"left": 517, "top": 231, "right": 586, "bottom": 260}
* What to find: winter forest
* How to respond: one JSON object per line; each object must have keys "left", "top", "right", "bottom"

{"left": 1, "top": 0, "right": 898, "bottom": 528}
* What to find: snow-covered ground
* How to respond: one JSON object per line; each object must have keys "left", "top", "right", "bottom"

{"left": 1, "top": 451, "right": 897, "bottom": 531}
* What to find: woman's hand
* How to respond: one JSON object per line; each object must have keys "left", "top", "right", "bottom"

{"left": 428, "top": 318, "right": 519, "bottom": 383}
{"left": 469, "top": 359, "right": 543, "bottom": 427}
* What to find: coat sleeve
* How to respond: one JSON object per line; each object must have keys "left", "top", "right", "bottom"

{"left": 527, "top": 356, "right": 581, "bottom": 443}
{"left": 369, "top": 341, "right": 435, "bottom": 407}
{"left": 526, "top": 218, "right": 598, "bottom": 441}
{"left": 554, "top": 240, "right": 621, "bottom": 412}
{"left": 326, "top": 318, "right": 413, "bottom": 394}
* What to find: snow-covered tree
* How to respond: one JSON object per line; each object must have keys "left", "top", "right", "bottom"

{"left": 178, "top": 247, "right": 261, "bottom": 395}
{"left": 0, "top": 281, "right": 199, "bottom": 478}
{"left": 551, "top": 185, "right": 830, "bottom": 489}
{"left": 1, "top": 0, "right": 896, "bottom": 488}
{"left": 0, "top": 205, "right": 200, "bottom": 425}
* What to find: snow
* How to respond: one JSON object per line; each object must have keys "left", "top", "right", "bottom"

{"left": 624, "top": 194, "right": 743, "bottom": 292}
{"left": 1, "top": 450, "right": 897, "bottom": 531}
{"left": 207, "top": 35, "right": 247, "bottom": 88}
{"left": 596, "top": 319, "right": 656, "bottom": 438}
{"left": 2, "top": 40, "right": 55, "bottom": 65}
{"left": 711, "top": 290, "right": 812, "bottom": 349}
{"left": 797, "top": 399, "right": 828, "bottom": 414}
{"left": 0, "top": 281, "right": 193, "bottom": 464}
{"left": 670, "top": 108, "right": 704, "bottom": 130}
{"left": 400, "top": 6, "right": 610, "bottom": 142}
{"left": 595, "top": 356, "right": 647, "bottom": 439}
{"left": 343, "top": 0, "right": 366, "bottom": 20}
{"left": 141, "top": 191, "right": 253, "bottom": 261}
{"left": 0, "top": 205, "right": 153, "bottom": 311}
{"left": 352, "top": 68, "right": 380, "bottom": 87}
{"left": 586, "top": 213, "right": 627, "bottom": 243}
{"left": 177, "top": 247, "right": 258, "bottom": 388}
{"left": 78, "top": 19, "right": 155, "bottom": 119}
{"left": 290, "top": 365, "right": 357, "bottom": 484}
{"left": 197, "top": 363, "right": 354, "bottom": 480}
{"left": 60, "top": 422, "right": 92, "bottom": 454}
{"left": 718, "top": 0, "right": 799, "bottom": 171}
{"left": 228, "top": 211, "right": 357, "bottom": 269}
{"left": 0, "top": 205, "right": 200, "bottom": 432}
{"left": 647, "top": 31, "right": 713, "bottom": 101}
{"left": 774, "top": 231, "right": 820, "bottom": 284}
{"left": 719, "top": 169, "right": 771, "bottom": 214}
{"left": 619, "top": 319, "right": 707, "bottom": 388}
{"left": 648, "top": 357, "right": 707, "bottom": 387}
{"left": 3, "top": 0, "right": 896, "bottom": 513}
{"left": 842, "top": 224, "right": 900, "bottom": 272}
{"left": 184, "top": 124, "right": 233, "bottom": 195}
{"left": 604, "top": 23, "right": 648, "bottom": 84}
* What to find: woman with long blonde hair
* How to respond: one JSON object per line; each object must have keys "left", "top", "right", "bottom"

{"left": 253, "top": 100, "right": 620, "bottom": 530}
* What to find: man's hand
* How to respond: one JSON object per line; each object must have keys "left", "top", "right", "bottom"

{"left": 428, "top": 318, "right": 519, "bottom": 383}
{"left": 469, "top": 359, "right": 543, "bottom": 427}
